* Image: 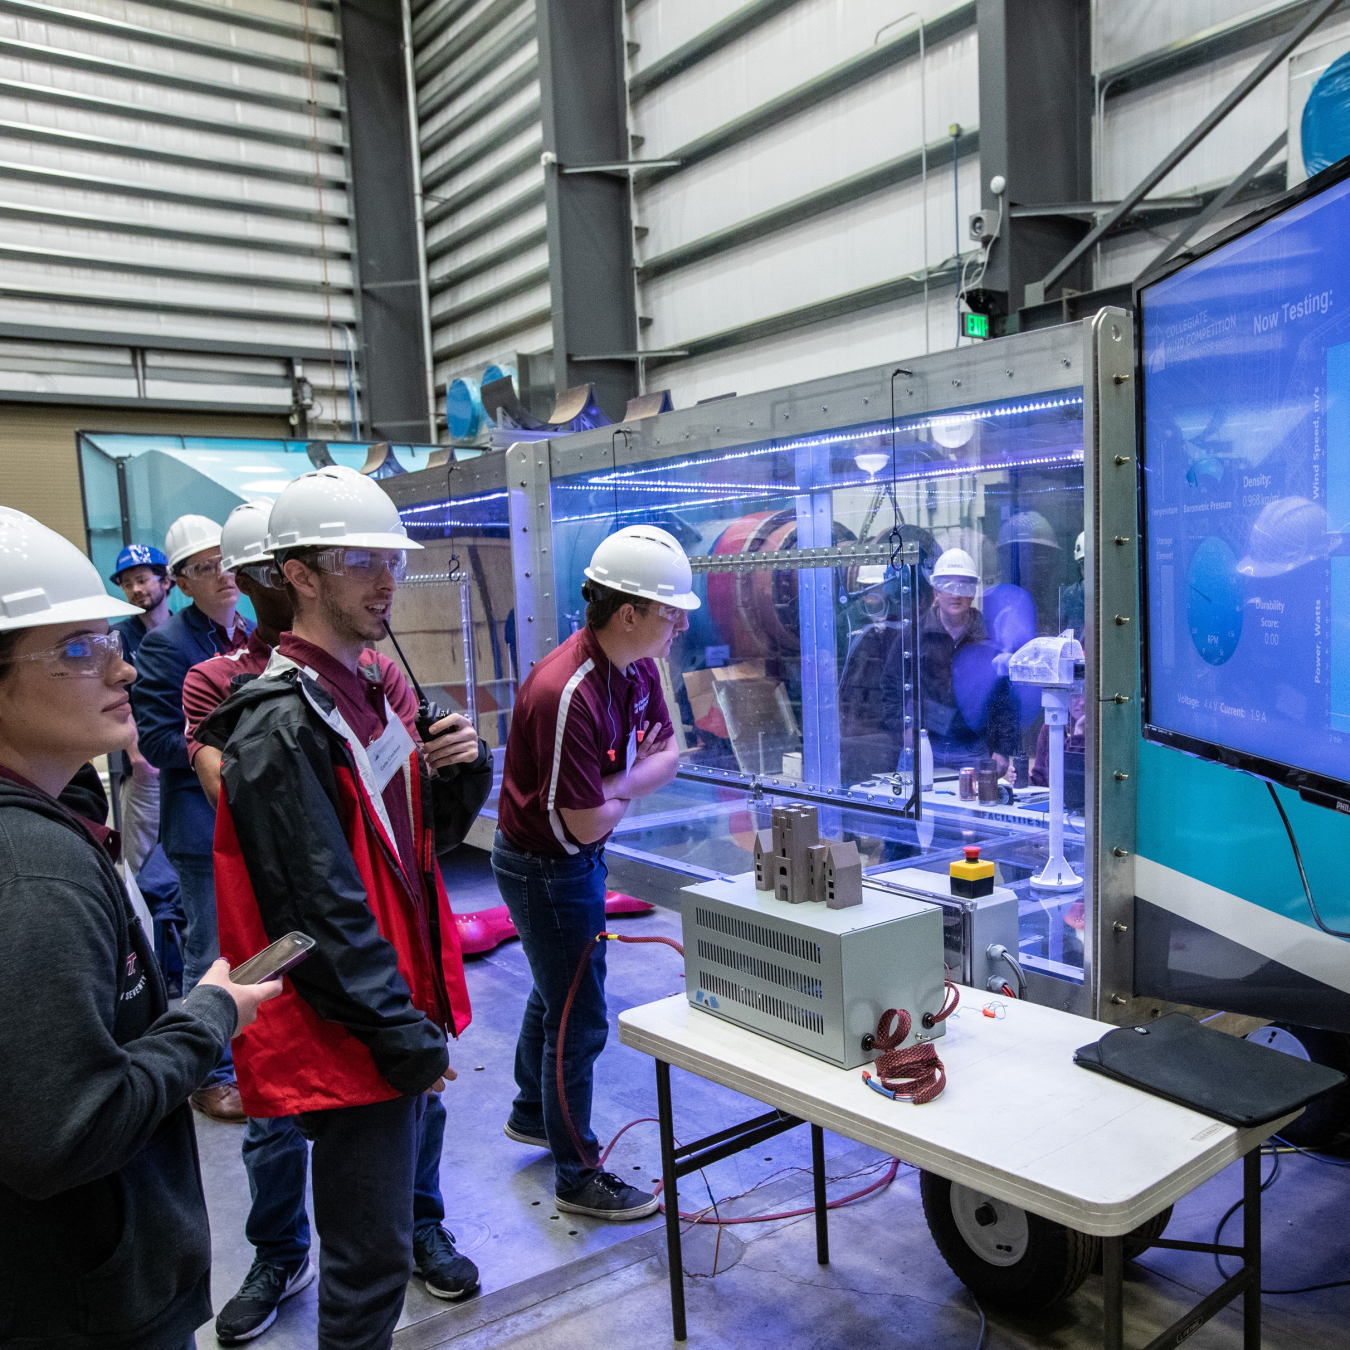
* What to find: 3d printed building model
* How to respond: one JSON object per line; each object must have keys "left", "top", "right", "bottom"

{"left": 752, "top": 805, "right": 862, "bottom": 909}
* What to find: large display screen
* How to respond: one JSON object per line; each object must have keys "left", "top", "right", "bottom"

{"left": 1139, "top": 166, "right": 1350, "bottom": 798}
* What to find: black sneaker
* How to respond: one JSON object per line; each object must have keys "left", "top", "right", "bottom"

{"left": 503, "top": 1120, "right": 550, "bottom": 1148}
{"left": 555, "top": 1171, "right": 660, "bottom": 1221}
{"left": 413, "top": 1226, "right": 480, "bottom": 1301}
{"left": 215, "top": 1255, "right": 314, "bottom": 1343}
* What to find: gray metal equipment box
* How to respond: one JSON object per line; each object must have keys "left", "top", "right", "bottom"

{"left": 873, "top": 868, "right": 1020, "bottom": 994}
{"left": 682, "top": 872, "right": 945, "bottom": 1069}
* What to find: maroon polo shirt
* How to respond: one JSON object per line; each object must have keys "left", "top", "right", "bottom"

{"left": 183, "top": 630, "right": 274, "bottom": 764}
{"left": 497, "top": 624, "right": 670, "bottom": 857}
{"left": 276, "top": 633, "right": 423, "bottom": 889}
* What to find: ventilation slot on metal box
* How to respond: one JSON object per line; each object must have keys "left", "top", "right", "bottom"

{"left": 694, "top": 907, "right": 822, "bottom": 964}
{"left": 696, "top": 939, "right": 823, "bottom": 999}
{"left": 698, "top": 972, "right": 825, "bottom": 1035}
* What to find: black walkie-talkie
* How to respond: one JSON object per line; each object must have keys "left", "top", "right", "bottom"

{"left": 383, "top": 622, "right": 450, "bottom": 761}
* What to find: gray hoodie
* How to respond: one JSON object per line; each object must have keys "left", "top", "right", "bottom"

{"left": 0, "top": 772, "right": 237, "bottom": 1349}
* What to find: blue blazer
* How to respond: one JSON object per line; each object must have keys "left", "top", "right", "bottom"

{"left": 131, "top": 604, "right": 253, "bottom": 857}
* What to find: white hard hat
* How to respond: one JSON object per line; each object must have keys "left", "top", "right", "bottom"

{"left": 584, "top": 524, "right": 700, "bottom": 611}
{"left": 931, "top": 547, "right": 979, "bottom": 597}
{"left": 220, "top": 501, "right": 274, "bottom": 572}
{"left": 0, "top": 510, "right": 140, "bottom": 632}
{"left": 265, "top": 465, "right": 422, "bottom": 553}
{"left": 165, "top": 514, "right": 223, "bottom": 571}
{"left": 1074, "top": 531, "right": 1085, "bottom": 563}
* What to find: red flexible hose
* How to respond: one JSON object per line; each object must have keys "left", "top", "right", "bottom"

{"left": 555, "top": 932, "right": 684, "bottom": 1170}
{"left": 552, "top": 934, "right": 909, "bottom": 1230}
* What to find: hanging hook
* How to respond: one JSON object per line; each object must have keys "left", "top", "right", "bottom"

{"left": 610, "top": 427, "right": 631, "bottom": 526}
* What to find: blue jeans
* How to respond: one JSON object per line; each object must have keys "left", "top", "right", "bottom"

{"left": 166, "top": 849, "right": 233, "bottom": 1087}
{"left": 242, "top": 1094, "right": 449, "bottom": 1267}
{"left": 491, "top": 830, "right": 609, "bottom": 1195}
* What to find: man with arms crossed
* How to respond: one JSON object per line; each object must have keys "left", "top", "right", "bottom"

{"left": 494, "top": 525, "right": 693, "bottom": 1218}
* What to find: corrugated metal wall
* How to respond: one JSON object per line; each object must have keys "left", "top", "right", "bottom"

{"left": 626, "top": 0, "right": 980, "bottom": 409}
{"left": 412, "top": 0, "right": 549, "bottom": 428}
{"left": 0, "top": 0, "right": 357, "bottom": 432}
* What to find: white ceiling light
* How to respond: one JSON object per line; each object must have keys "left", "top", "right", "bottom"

{"left": 854, "top": 451, "right": 889, "bottom": 475}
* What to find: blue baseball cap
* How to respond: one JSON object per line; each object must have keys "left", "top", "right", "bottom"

{"left": 110, "top": 543, "right": 169, "bottom": 581}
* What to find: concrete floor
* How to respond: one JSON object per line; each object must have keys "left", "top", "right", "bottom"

{"left": 191, "top": 847, "right": 1350, "bottom": 1350}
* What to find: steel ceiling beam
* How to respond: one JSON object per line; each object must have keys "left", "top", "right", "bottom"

{"left": 539, "top": 0, "right": 638, "bottom": 419}
{"left": 1034, "top": 0, "right": 1343, "bottom": 300}
{"left": 344, "top": 0, "right": 434, "bottom": 440}
{"left": 1098, "top": 0, "right": 1350, "bottom": 101}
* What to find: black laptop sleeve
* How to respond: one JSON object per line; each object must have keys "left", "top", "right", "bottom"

{"left": 1074, "top": 1012, "right": 1346, "bottom": 1128}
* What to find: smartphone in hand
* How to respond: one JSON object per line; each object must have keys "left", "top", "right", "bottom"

{"left": 229, "top": 932, "right": 315, "bottom": 986}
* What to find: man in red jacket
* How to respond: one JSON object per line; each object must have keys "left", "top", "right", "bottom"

{"left": 187, "top": 501, "right": 486, "bottom": 1343}
{"left": 199, "top": 468, "right": 490, "bottom": 1350}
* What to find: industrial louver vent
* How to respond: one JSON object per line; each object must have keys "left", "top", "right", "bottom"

{"left": 697, "top": 972, "right": 825, "bottom": 1035}
{"left": 693, "top": 906, "right": 822, "bottom": 963}
{"left": 696, "top": 939, "right": 824, "bottom": 999}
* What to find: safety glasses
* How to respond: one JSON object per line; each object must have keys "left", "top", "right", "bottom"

{"left": 237, "top": 562, "right": 283, "bottom": 588}
{"left": 311, "top": 548, "right": 408, "bottom": 582}
{"left": 932, "top": 578, "right": 978, "bottom": 599}
{"left": 16, "top": 630, "right": 126, "bottom": 678}
{"left": 178, "top": 556, "right": 227, "bottom": 582}
{"left": 654, "top": 602, "right": 688, "bottom": 623}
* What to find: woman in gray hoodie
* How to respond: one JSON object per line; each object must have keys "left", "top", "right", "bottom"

{"left": 0, "top": 509, "right": 278, "bottom": 1350}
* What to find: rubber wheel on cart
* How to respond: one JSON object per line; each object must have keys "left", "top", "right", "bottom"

{"left": 1093, "top": 1206, "right": 1173, "bottom": 1271}
{"left": 920, "top": 1171, "right": 1098, "bottom": 1313}
{"left": 1246, "top": 1024, "right": 1350, "bottom": 1148}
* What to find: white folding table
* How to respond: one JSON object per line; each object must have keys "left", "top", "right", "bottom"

{"left": 619, "top": 990, "right": 1295, "bottom": 1350}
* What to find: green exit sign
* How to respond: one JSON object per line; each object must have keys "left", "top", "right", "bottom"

{"left": 962, "top": 311, "right": 990, "bottom": 339}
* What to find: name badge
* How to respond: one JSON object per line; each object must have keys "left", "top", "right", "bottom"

{"left": 366, "top": 713, "right": 416, "bottom": 793}
{"left": 625, "top": 726, "right": 638, "bottom": 772}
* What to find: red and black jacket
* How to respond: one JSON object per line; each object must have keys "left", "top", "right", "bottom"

{"left": 198, "top": 664, "right": 490, "bottom": 1117}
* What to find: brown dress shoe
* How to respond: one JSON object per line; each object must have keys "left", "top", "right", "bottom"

{"left": 190, "top": 1083, "right": 246, "bottom": 1123}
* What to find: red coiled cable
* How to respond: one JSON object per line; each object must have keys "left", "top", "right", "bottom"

{"left": 868, "top": 979, "right": 959, "bottom": 1105}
